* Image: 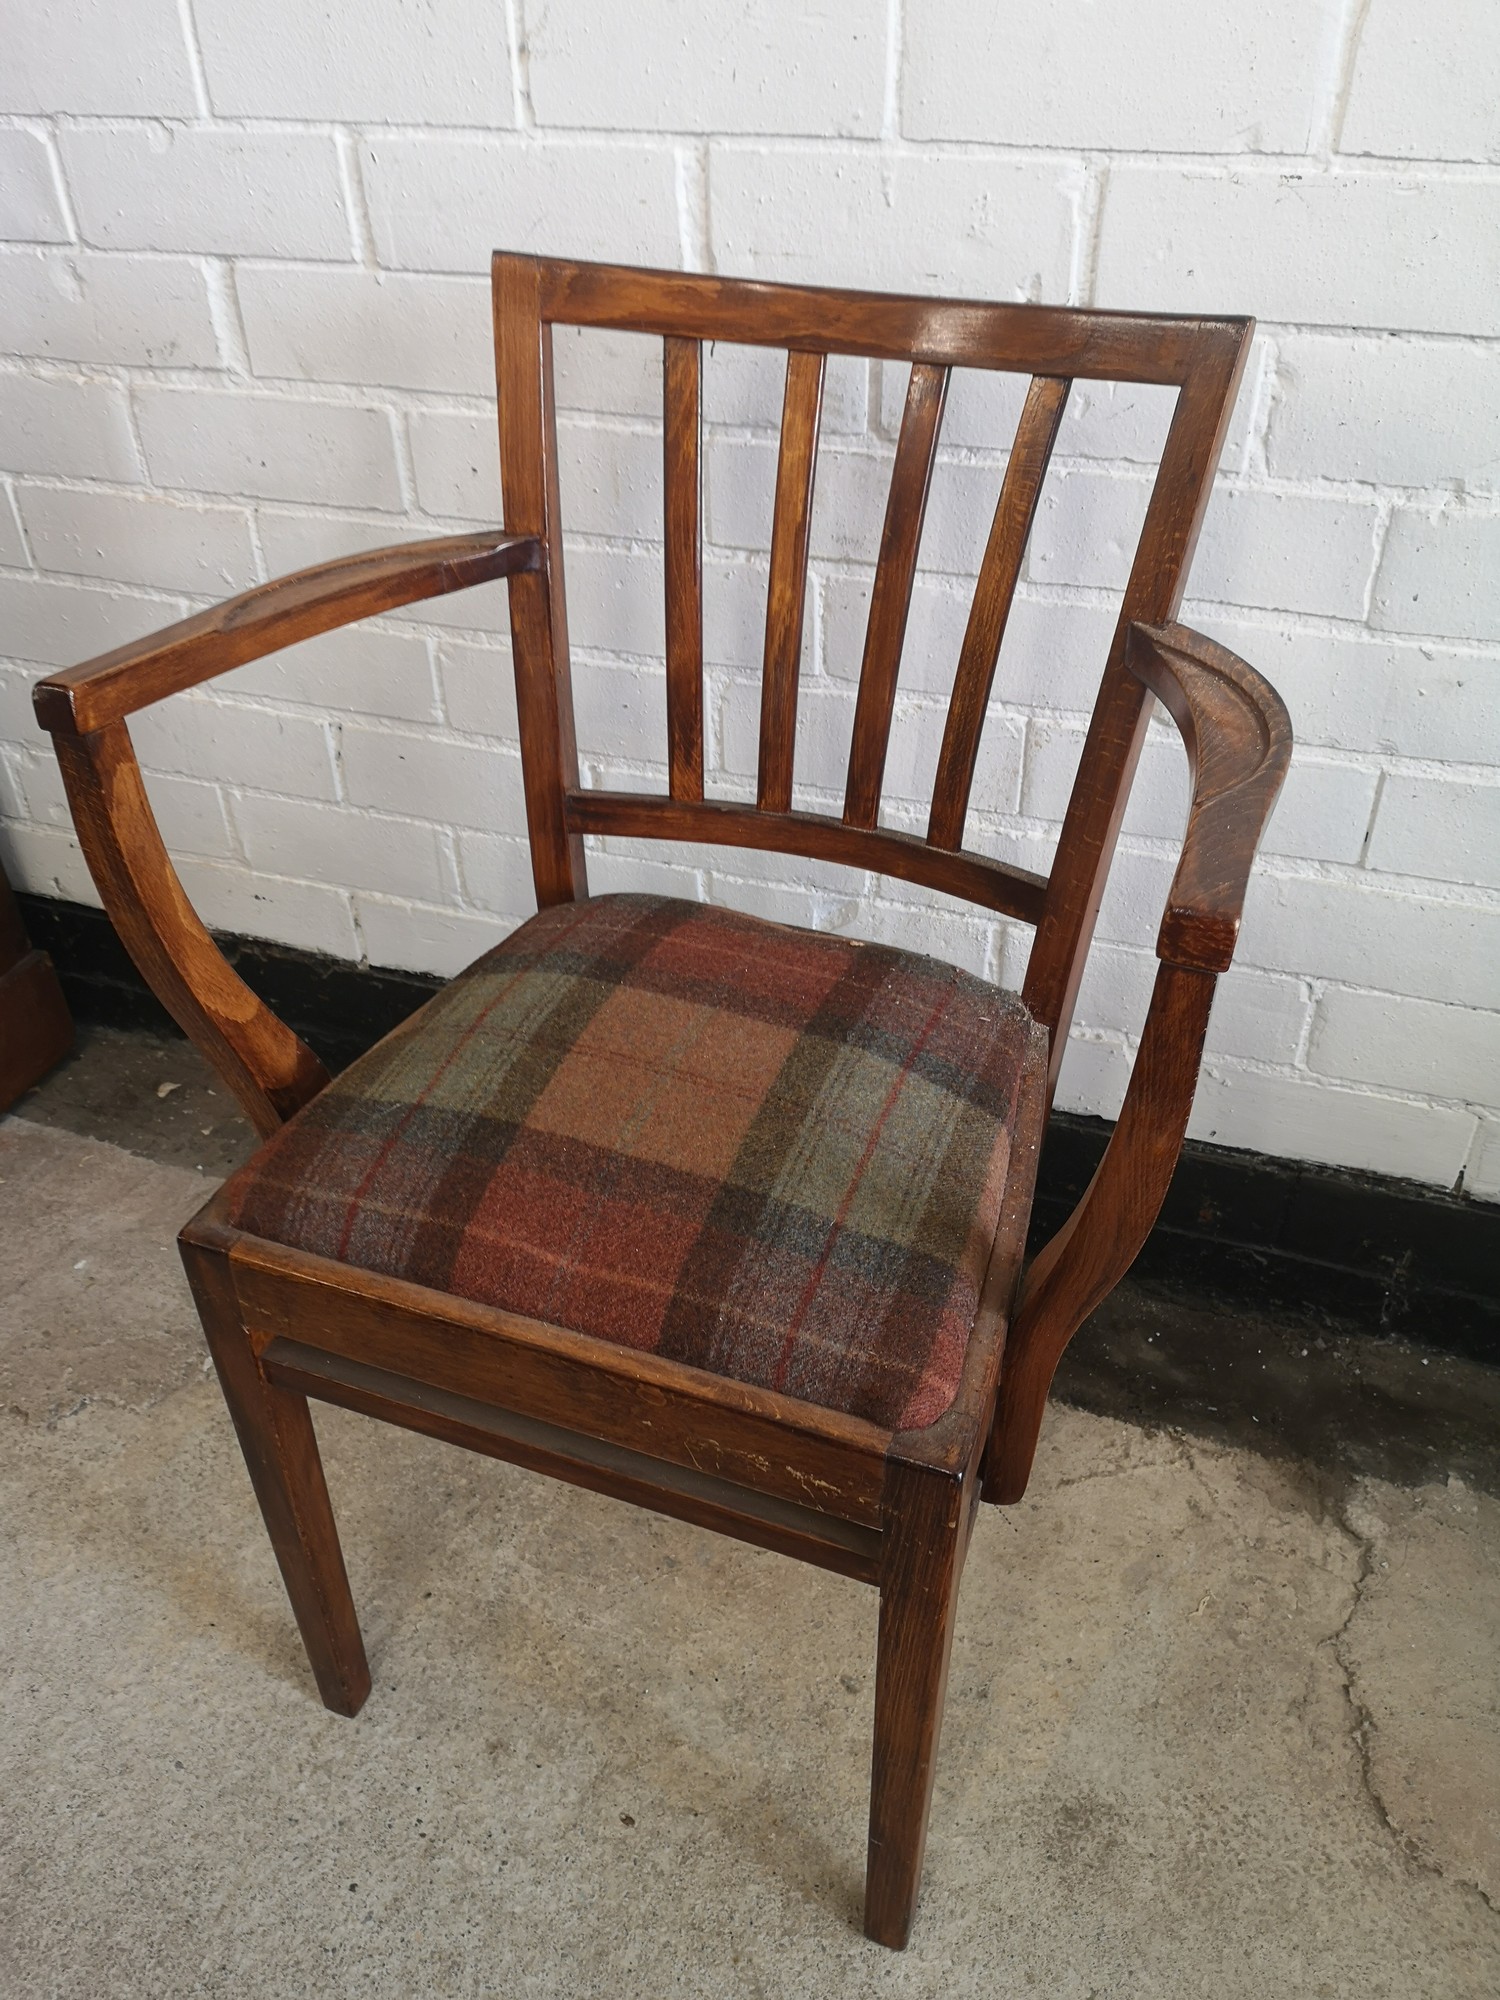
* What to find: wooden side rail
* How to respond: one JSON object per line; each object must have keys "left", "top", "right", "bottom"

{"left": 33, "top": 531, "right": 541, "bottom": 736}
{"left": 983, "top": 622, "right": 1291, "bottom": 1503}
{"left": 32, "top": 533, "right": 541, "bottom": 1135}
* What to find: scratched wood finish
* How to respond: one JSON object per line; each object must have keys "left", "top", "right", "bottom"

{"left": 928, "top": 374, "right": 1070, "bottom": 851}
{"left": 663, "top": 335, "right": 705, "bottom": 800}
{"left": 758, "top": 349, "right": 826, "bottom": 813}
{"left": 35, "top": 253, "right": 1293, "bottom": 1951}
{"left": 844, "top": 362, "right": 949, "bottom": 830}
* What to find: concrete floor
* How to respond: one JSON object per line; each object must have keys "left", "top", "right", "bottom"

{"left": 2, "top": 1031, "right": 1497, "bottom": 1996}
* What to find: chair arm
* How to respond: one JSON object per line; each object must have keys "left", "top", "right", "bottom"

{"left": 1124, "top": 620, "right": 1293, "bottom": 972}
{"left": 982, "top": 623, "right": 1291, "bottom": 1503}
{"left": 33, "top": 530, "right": 541, "bottom": 736}
{"left": 30, "top": 532, "right": 541, "bottom": 1137}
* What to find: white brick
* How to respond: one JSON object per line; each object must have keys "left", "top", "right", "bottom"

{"left": 1188, "top": 613, "right": 1500, "bottom": 763}
{"left": 0, "top": 130, "right": 68, "bottom": 242}
{"left": 585, "top": 842, "right": 705, "bottom": 904}
{"left": 455, "top": 832, "right": 534, "bottom": 915}
{"left": 237, "top": 266, "right": 491, "bottom": 398}
{"left": 708, "top": 347, "right": 869, "bottom": 435}
{"left": 1258, "top": 756, "right": 1378, "bottom": 865}
{"left": 822, "top": 574, "right": 1116, "bottom": 711}
{"left": 1053, "top": 1034, "right": 1134, "bottom": 1121}
{"left": 553, "top": 327, "right": 662, "bottom": 420}
{"left": 1371, "top": 506, "right": 1500, "bottom": 643}
{"left": 0, "top": 489, "right": 25, "bottom": 567}
{"left": 176, "top": 855, "right": 359, "bottom": 958}
{"left": 573, "top": 659, "right": 666, "bottom": 769}
{"left": 1190, "top": 486, "right": 1381, "bottom": 620}
{"left": 254, "top": 510, "right": 409, "bottom": 575}
{"left": 409, "top": 411, "right": 502, "bottom": 523}
{"left": 233, "top": 794, "right": 451, "bottom": 902}
{"left": 1096, "top": 168, "right": 1500, "bottom": 337}
{"left": 0, "top": 370, "right": 143, "bottom": 482}
{"left": 355, "top": 895, "right": 510, "bottom": 977}
{"left": 61, "top": 127, "right": 351, "bottom": 260}
{"left": 561, "top": 543, "right": 665, "bottom": 659}
{"left": 1187, "top": 1063, "right": 1475, "bottom": 1187}
{"left": 340, "top": 724, "right": 527, "bottom": 837}
{"left": 1206, "top": 967, "right": 1313, "bottom": 1067}
{"left": 709, "top": 435, "right": 1005, "bottom": 578}
{"left": 528, "top": 0, "right": 884, "bottom": 135}
{"left": 904, "top": 0, "right": 1333, "bottom": 153}
{"left": 886, "top": 365, "right": 1184, "bottom": 465}
{"left": 1267, "top": 335, "right": 1500, "bottom": 492}
{"left": 438, "top": 641, "right": 517, "bottom": 740}
{"left": 1341, "top": 0, "right": 1500, "bottom": 166}
{"left": 1366, "top": 774, "right": 1500, "bottom": 890}
{"left": 0, "top": 572, "right": 184, "bottom": 666}
{"left": 222, "top": 626, "right": 440, "bottom": 726}
{"left": 360, "top": 136, "right": 681, "bottom": 274}
{"left": 132, "top": 697, "right": 339, "bottom": 800}
{"left": 0, "top": 250, "right": 219, "bottom": 368}
{"left": 0, "top": 819, "right": 98, "bottom": 905}
{"left": 720, "top": 679, "right": 1022, "bottom": 817}
{"left": 710, "top": 147, "right": 1080, "bottom": 296}
{"left": 1311, "top": 987, "right": 1500, "bottom": 1105}
{"left": 1026, "top": 466, "right": 1155, "bottom": 593}
{"left": 1240, "top": 872, "right": 1500, "bottom": 1011}
{"left": 135, "top": 388, "right": 404, "bottom": 511}
{"left": 138, "top": 771, "right": 235, "bottom": 858}
{"left": 1184, "top": 484, "right": 1384, "bottom": 616}
{"left": 1466, "top": 1119, "right": 1500, "bottom": 1201}
{"left": 0, "top": 666, "right": 41, "bottom": 739}
{"left": 557, "top": 420, "right": 663, "bottom": 541}
{"left": 6, "top": 0, "right": 198, "bottom": 116}
{"left": 194, "top": 0, "right": 512, "bottom": 125}
{"left": 18, "top": 484, "right": 258, "bottom": 596}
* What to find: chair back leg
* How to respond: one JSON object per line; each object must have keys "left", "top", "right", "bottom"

{"left": 180, "top": 1227, "right": 371, "bottom": 1718}
{"left": 864, "top": 1456, "right": 966, "bottom": 1948}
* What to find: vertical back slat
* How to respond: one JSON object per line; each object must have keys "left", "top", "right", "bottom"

{"left": 493, "top": 252, "right": 587, "bottom": 905}
{"left": 758, "top": 349, "right": 826, "bottom": 814}
{"left": 927, "top": 374, "right": 1070, "bottom": 852}
{"left": 663, "top": 335, "right": 704, "bottom": 800}
{"left": 1021, "top": 330, "right": 1252, "bottom": 1079}
{"left": 843, "top": 362, "right": 949, "bottom": 830}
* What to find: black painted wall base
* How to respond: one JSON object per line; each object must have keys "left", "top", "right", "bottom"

{"left": 19, "top": 890, "right": 1499, "bottom": 1364}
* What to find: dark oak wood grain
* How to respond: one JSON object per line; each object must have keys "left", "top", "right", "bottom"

{"left": 928, "top": 374, "right": 1070, "bottom": 851}
{"left": 663, "top": 334, "right": 705, "bottom": 800}
{"left": 758, "top": 349, "right": 825, "bottom": 813}
{"left": 844, "top": 361, "right": 948, "bottom": 830}
{"left": 36, "top": 252, "right": 1289, "bottom": 1951}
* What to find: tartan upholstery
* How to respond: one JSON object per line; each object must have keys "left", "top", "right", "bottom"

{"left": 225, "top": 894, "right": 1039, "bottom": 1431}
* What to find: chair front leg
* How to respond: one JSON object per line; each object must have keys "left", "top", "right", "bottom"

{"left": 180, "top": 1228, "right": 370, "bottom": 1717}
{"left": 864, "top": 1455, "right": 966, "bottom": 1948}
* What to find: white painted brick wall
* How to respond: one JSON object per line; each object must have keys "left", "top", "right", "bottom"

{"left": 1, "top": 0, "right": 1497, "bottom": 1201}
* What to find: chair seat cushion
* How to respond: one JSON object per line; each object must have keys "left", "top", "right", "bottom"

{"left": 224, "top": 894, "right": 1040, "bottom": 1431}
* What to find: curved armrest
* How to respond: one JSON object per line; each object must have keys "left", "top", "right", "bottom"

{"left": 34, "top": 530, "right": 541, "bottom": 736}
{"left": 1125, "top": 621, "right": 1292, "bottom": 971}
{"left": 983, "top": 623, "right": 1291, "bottom": 1503}
{"left": 31, "top": 532, "right": 541, "bottom": 1137}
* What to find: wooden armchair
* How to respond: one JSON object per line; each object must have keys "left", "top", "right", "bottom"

{"left": 34, "top": 256, "right": 1290, "bottom": 1948}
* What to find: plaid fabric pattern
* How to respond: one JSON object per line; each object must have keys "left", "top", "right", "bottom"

{"left": 225, "top": 895, "right": 1037, "bottom": 1431}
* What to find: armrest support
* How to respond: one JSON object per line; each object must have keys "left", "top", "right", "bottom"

{"left": 983, "top": 623, "right": 1290, "bottom": 1503}
{"left": 32, "top": 532, "right": 541, "bottom": 1136}
{"left": 34, "top": 530, "right": 541, "bottom": 736}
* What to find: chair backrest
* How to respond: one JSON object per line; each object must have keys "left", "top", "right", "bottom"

{"left": 492, "top": 254, "right": 1251, "bottom": 1076}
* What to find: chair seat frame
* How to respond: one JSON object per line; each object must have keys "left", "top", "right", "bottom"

{"left": 34, "top": 256, "right": 1290, "bottom": 1949}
